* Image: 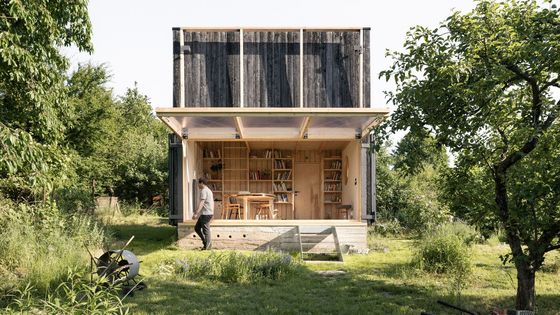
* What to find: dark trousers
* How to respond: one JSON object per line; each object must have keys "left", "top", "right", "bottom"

{"left": 194, "top": 215, "right": 213, "bottom": 249}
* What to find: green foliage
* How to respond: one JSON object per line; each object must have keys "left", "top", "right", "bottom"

{"left": 0, "top": 197, "right": 106, "bottom": 297}
{"left": 169, "top": 251, "right": 300, "bottom": 283}
{"left": 4, "top": 270, "right": 128, "bottom": 314}
{"left": 380, "top": 0, "right": 560, "bottom": 308}
{"left": 64, "top": 65, "right": 168, "bottom": 204}
{"left": 0, "top": 0, "right": 92, "bottom": 197}
{"left": 412, "top": 224, "right": 473, "bottom": 275}
{"left": 376, "top": 143, "right": 450, "bottom": 233}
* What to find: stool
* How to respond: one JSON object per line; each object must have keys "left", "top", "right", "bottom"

{"left": 336, "top": 204, "right": 352, "bottom": 219}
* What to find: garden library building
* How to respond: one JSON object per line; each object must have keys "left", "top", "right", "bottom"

{"left": 156, "top": 27, "right": 389, "bottom": 256}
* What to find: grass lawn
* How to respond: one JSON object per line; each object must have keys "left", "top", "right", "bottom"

{"left": 107, "top": 216, "right": 560, "bottom": 315}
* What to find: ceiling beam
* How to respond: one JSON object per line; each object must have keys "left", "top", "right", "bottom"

{"left": 233, "top": 116, "right": 245, "bottom": 139}
{"left": 299, "top": 117, "right": 311, "bottom": 139}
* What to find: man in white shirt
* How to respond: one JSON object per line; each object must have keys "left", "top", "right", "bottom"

{"left": 193, "top": 177, "right": 214, "bottom": 250}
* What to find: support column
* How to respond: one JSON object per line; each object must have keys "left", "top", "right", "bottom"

{"left": 182, "top": 139, "right": 190, "bottom": 222}
{"left": 360, "top": 133, "right": 376, "bottom": 224}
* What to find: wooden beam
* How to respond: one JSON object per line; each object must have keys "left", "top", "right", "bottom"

{"left": 178, "top": 27, "right": 363, "bottom": 32}
{"left": 233, "top": 116, "right": 245, "bottom": 139}
{"left": 298, "top": 117, "right": 311, "bottom": 139}
{"left": 240, "top": 28, "right": 244, "bottom": 108}
{"left": 359, "top": 28, "right": 363, "bottom": 108}
{"left": 179, "top": 30, "right": 185, "bottom": 107}
{"left": 299, "top": 28, "right": 304, "bottom": 108}
{"left": 156, "top": 107, "right": 390, "bottom": 117}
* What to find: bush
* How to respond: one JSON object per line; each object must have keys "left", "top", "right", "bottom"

{"left": 0, "top": 197, "right": 107, "bottom": 303}
{"left": 412, "top": 225, "right": 472, "bottom": 275}
{"left": 436, "top": 221, "right": 483, "bottom": 245}
{"left": 171, "top": 251, "right": 300, "bottom": 283}
{"left": 4, "top": 269, "right": 128, "bottom": 314}
{"left": 369, "top": 219, "right": 405, "bottom": 237}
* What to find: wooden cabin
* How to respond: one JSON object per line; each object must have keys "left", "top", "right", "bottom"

{"left": 156, "top": 27, "right": 389, "bottom": 253}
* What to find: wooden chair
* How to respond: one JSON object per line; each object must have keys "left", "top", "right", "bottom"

{"left": 255, "top": 203, "right": 277, "bottom": 220}
{"left": 222, "top": 195, "right": 243, "bottom": 219}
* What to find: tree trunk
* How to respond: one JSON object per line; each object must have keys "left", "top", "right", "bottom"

{"left": 493, "top": 169, "right": 536, "bottom": 310}
{"left": 515, "top": 261, "right": 535, "bottom": 310}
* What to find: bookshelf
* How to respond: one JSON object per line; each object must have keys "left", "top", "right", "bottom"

{"left": 201, "top": 143, "right": 295, "bottom": 219}
{"left": 202, "top": 142, "right": 223, "bottom": 204}
{"left": 322, "top": 154, "right": 342, "bottom": 219}
{"left": 223, "top": 142, "right": 248, "bottom": 194}
{"left": 272, "top": 150, "right": 294, "bottom": 219}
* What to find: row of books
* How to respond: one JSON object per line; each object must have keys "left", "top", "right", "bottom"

{"left": 324, "top": 183, "right": 341, "bottom": 191}
{"left": 275, "top": 193, "right": 290, "bottom": 202}
{"left": 274, "top": 160, "right": 291, "bottom": 169}
{"left": 329, "top": 160, "right": 342, "bottom": 169}
{"left": 325, "top": 172, "right": 341, "bottom": 180}
{"left": 203, "top": 149, "right": 221, "bottom": 158}
{"left": 273, "top": 182, "right": 291, "bottom": 192}
{"left": 249, "top": 170, "right": 271, "bottom": 180}
{"left": 275, "top": 170, "right": 291, "bottom": 180}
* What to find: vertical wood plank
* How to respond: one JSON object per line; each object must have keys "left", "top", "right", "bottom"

{"left": 240, "top": 29, "right": 244, "bottom": 107}
{"left": 179, "top": 30, "right": 185, "bottom": 107}
{"left": 299, "top": 29, "right": 304, "bottom": 108}
{"left": 172, "top": 28, "right": 181, "bottom": 107}
{"left": 363, "top": 28, "right": 371, "bottom": 108}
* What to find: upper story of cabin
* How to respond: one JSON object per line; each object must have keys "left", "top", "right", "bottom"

{"left": 172, "top": 27, "right": 371, "bottom": 108}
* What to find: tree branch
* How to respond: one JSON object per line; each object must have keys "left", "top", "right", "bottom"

{"left": 545, "top": 243, "right": 560, "bottom": 253}
{"left": 540, "top": 77, "right": 560, "bottom": 92}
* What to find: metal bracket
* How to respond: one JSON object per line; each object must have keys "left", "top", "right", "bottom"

{"left": 181, "top": 45, "right": 191, "bottom": 54}
{"left": 354, "top": 45, "right": 363, "bottom": 54}
{"left": 303, "top": 133, "right": 308, "bottom": 139}
{"left": 181, "top": 127, "right": 189, "bottom": 139}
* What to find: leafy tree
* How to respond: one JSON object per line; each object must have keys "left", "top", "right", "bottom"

{"left": 0, "top": 0, "right": 92, "bottom": 198}
{"left": 64, "top": 65, "right": 168, "bottom": 205}
{"left": 380, "top": 0, "right": 560, "bottom": 310}
{"left": 376, "top": 139, "right": 450, "bottom": 233}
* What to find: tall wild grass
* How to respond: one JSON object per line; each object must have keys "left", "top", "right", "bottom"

{"left": 0, "top": 196, "right": 107, "bottom": 307}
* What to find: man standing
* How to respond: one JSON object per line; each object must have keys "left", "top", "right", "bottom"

{"left": 193, "top": 177, "right": 214, "bottom": 250}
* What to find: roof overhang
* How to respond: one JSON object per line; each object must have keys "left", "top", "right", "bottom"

{"left": 156, "top": 107, "right": 390, "bottom": 141}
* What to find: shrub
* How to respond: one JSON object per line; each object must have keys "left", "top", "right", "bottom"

{"left": 369, "top": 219, "right": 405, "bottom": 237}
{"left": 412, "top": 225, "right": 472, "bottom": 275}
{"left": 437, "top": 221, "right": 483, "bottom": 245}
{"left": 172, "top": 251, "right": 299, "bottom": 283}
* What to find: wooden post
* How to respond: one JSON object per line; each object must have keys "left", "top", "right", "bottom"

{"left": 240, "top": 28, "right": 244, "bottom": 107}
{"left": 179, "top": 29, "right": 185, "bottom": 107}
{"left": 363, "top": 28, "right": 371, "bottom": 108}
{"left": 369, "top": 132, "right": 376, "bottom": 222}
{"left": 359, "top": 29, "right": 363, "bottom": 108}
{"left": 172, "top": 28, "right": 181, "bottom": 107}
{"left": 360, "top": 135, "right": 370, "bottom": 223}
{"left": 299, "top": 28, "right": 304, "bottom": 108}
{"left": 182, "top": 139, "right": 190, "bottom": 221}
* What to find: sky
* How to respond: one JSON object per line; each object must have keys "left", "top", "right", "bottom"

{"left": 64, "top": 0, "right": 478, "bottom": 110}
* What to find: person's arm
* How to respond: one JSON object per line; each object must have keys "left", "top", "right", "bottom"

{"left": 193, "top": 189, "right": 206, "bottom": 219}
{"left": 192, "top": 199, "right": 205, "bottom": 219}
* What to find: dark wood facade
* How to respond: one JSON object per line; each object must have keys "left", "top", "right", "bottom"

{"left": 172, "top": 28, "right": 371, "bottom": 108}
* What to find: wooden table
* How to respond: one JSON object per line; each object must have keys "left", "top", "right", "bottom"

{"left": 236, "top": 193, "right": 275, "bottom": 220}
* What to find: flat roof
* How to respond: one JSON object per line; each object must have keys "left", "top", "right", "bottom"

{"left": 156, "top": 107, "right": 389, "bottom": 141}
